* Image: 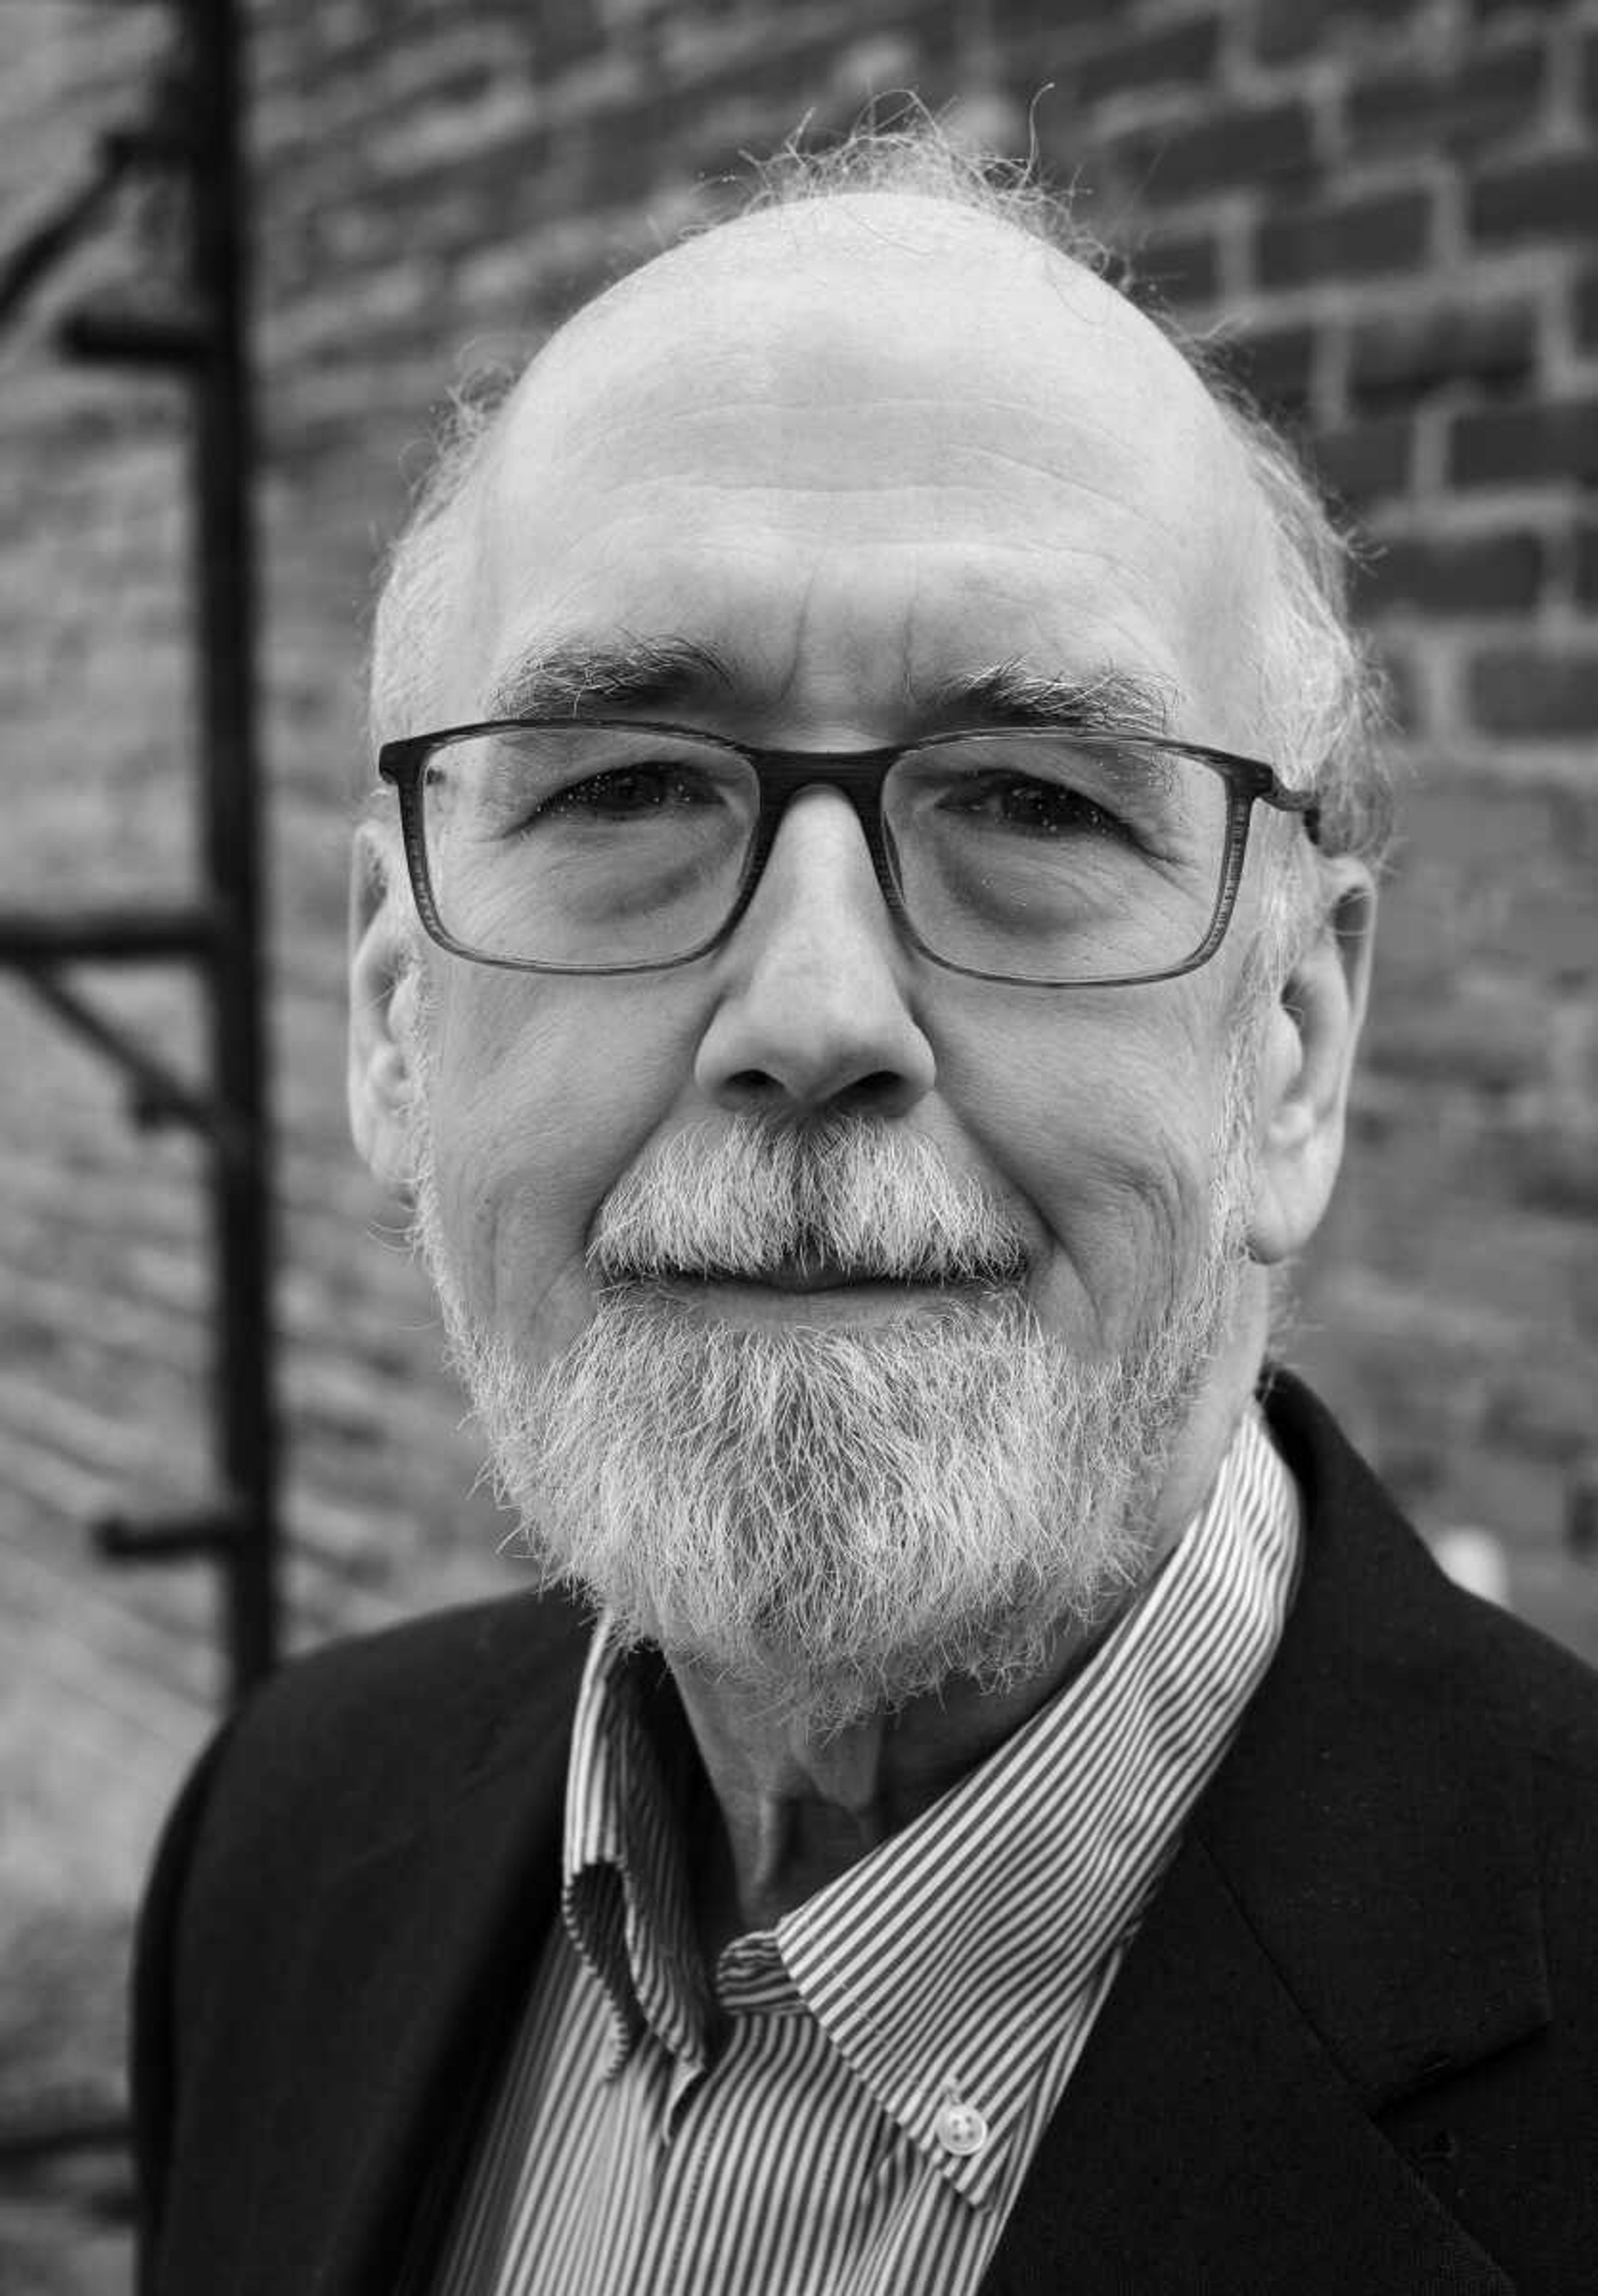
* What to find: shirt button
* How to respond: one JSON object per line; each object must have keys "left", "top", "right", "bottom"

{"left": 934, "top": 2096, "right": 989, "bottom": 2157}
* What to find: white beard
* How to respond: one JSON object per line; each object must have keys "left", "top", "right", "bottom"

{"left": 410, "top": 1070, "right": 1259, "bottom": 1739}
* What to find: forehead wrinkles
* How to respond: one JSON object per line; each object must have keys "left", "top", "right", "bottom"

{"left": 464, "top": 204, "right": 1273, "bottom": 730}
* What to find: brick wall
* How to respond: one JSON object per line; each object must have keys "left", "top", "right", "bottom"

{"left": 3, "top": 0, "right": 1596, "bottom": 1979}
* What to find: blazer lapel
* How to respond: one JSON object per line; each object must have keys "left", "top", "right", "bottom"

{"left": 234, "top": 1665, "right": 576, "bottom": 2296}
{"left": 985, "top": 1374, "right": 1546, "bottom": 2295}
{"left": 983, "top": 1834, "right": 1518, "bottom": 2294}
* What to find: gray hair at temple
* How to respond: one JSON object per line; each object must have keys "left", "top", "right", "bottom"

{"left": 366, "top": 116, "right": 1394, "bottom": 961}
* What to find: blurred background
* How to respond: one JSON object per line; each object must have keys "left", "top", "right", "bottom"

{"left": 2, "top": 0, "right": 1595, "bottom": 2284}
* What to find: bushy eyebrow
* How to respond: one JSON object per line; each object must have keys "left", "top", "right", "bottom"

{"left": 483, "top": 636, "right": 1173, "bottom": 741}
{"left": 484, "top": 635, "right": 736, "bottom": 721}
{"left": 926, "top": 660, "right": 1174, "bottom": 739}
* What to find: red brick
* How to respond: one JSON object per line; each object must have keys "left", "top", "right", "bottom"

{"left": 1576, "top": 523, "right": 1598, "bottom": 607}
{"left": 1348, "top": 301, "right": 1535, "bottom": 411}
{"left": 1576, "top": 268, "right": 1598, "bottom": 351}
{"left": 1072, "top": 15, "right": 1223, "bottom": 104}
{"left": 1400, "top": 777, "right": 1561, "bottom": 874}
{"left": 1313, "top": 416, "right": 1414, "bottom": 508}
{"left": 1510, "top": 1133, "right": 1598, "bottom": 1219}
{"left": 1358, "top": 530, "right": 1543, "bottom": 615}
{"left": 1366, "top": 979, "right": 1550, "bottom": 1093}
{"left": 1496, "top": 888, "right": 1598, "bottom": 986}
{"left": 1345, "top": 40, "right": 1545, "bottom": 157}
{"left": 1450, "top": 398, "right": 1598, "bottom": 488}
{"left": 1255, "top": 0, "right": 1404, "bottom": 64}
{"left": 1102, "top": 99, "right": 1315, "bottom": 205}
{"left": 1129, "top": 227, "right": 1221, "bottom": 309}
{"left": 1256, "top": 188, "right": 1433, "bottom": 288}
{"left": 1371, "top": 637, "right": 1422, "bottom": 732}
{"left": 993, "top": 0, "right": 1123, "bottom": 34}
{"left": 1468, "top": 646, "right": 1598, "bottom": 734}
{"left": 1228, "top": 321, "right": 1316, "bottom": 418}
{"left": 663, "top": 34, "right": 880, "bottom": 117}
{"left": 1469, "top": 152, "right": 1598, "bottom": 245}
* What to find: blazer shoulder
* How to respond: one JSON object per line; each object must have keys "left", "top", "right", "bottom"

{"left": 1448, "top": 1580, "right": 1598, "bottom": 1781}
{"left": 208, "top": 1585, "right": 593, "bottom": 1845}
{"left": 240, "top": 1582, "right": 592, "bottom": 1735}
{"left": 1265, "top": 1362, "right": 1598, "bottom": 1773}
{"left": 136, "top": 1589, "right": 587, "bottom": 1984}
{"left": 132, "top": 1589, "right": 588, "bottom": 2291}
{"left": 132, "top": 1591, "right": 589, "bottom": 2165}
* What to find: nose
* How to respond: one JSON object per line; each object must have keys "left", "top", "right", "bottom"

{"left": 694, "top": 787, "right": 937, "bottom": 1121}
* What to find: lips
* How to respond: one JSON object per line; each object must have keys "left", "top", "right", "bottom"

{"left": 596, "top": 1231, "right": 1031, "bottom": 1290}
{"left": 632, "top": 1256, "right": 1012, "bottom": 1291}
{"left": 645, "top": 1260, "right": 915, "bottom": 1292}
{"left": 740, "top": 1258, "right": 907, "bottom": 1293}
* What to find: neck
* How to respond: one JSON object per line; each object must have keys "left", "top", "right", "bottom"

{"left": 675, "top": 1302, "right": 1270, "bottom": 1954}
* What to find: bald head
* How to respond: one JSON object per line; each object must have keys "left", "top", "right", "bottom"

{"left": 532, "top": 189, "right": 1215, "bottom": 429}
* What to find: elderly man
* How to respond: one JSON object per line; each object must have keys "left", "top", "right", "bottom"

{"left": 132, "top": 131, "right": 1597, "bottom": 2294}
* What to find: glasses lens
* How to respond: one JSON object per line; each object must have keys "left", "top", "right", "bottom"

{"left": 886, "top": 734, "right": 1231, "bottom": 982}
{"left": 418, "top": 726, "right": 760, "bottom": 967}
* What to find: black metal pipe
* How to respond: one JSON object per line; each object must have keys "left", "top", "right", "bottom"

{"left": 185, "top": 0, "right": 280, "bottom": 1693}
{"left": 0, "top": 905, "right": 213, "bottom": 964}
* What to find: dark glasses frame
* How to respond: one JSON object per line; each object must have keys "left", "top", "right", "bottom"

{"left": 377, "top": 719, "right": 1322, "bottom": 988}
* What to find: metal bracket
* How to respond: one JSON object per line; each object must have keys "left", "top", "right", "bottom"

{"left": 58, "top": 306, "right": 212, "bottom": 368}
{"left": 0, "top": 906, "right": 213, "bottom": 966}
{"left": 11, "top": 965, "right": 223, "bottom": 1142}
{"left": 0, "top": 142, "right": 133, "bottom": 330}
{"left": 96, "top": 1506, "right": 236, "bottom": 1563}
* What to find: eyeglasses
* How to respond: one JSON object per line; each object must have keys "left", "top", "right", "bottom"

{"left": 376, "top": 719, "right": 1320, "bottom": 988}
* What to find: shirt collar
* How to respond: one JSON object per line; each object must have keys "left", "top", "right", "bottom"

{"left": 561, "top": 1639, "right": 710, "bottom": 2075}
{"left": 561, "top": 1405, "right": 1300, "bottom": 2198}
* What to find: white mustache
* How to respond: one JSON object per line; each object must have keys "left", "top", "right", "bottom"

{"left": 589, "top": 1117, "right": 1030, "bottom": 1287}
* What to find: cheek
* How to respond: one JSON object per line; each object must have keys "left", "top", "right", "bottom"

{"left": 947, "top": 998, "right": 1230, "bottom": 1349}
{"left": 424, "top": 975, "right": 692, "bottom": 1355}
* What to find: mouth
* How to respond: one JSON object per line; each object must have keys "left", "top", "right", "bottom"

{"left": 729, "top": 1256, "right": 916, "bottom": 1293}
{"left": 600, "top": 1256, "right": 1024, "bottom": 1326}
{"left": 617, "top": 1253, "right": 1015, "bottom": 1290}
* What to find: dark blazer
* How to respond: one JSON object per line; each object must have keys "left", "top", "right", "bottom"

{"left": 132, "top": 1372, "right": 1598, "bottom": 2293}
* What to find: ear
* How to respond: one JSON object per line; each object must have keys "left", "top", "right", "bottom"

{"left": 348, "top": 822, "right": 427, "bottom": 1197}
{"left": 1248, "top": 859, "right": 1376, "bottom": 1266}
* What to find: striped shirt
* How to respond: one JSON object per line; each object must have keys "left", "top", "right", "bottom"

{"left": 434, "top": 1405, "right": 1299, "bottom": 2294}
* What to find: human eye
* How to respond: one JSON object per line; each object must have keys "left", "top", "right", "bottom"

{"left": 437, "top": 728, "right": 755, "bottom": 862}
{"left": 537, "top": 760, "right": 725, "bottom": 822}
{"left": 939, "top": 769, "right": 1138, "bottom": 844}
